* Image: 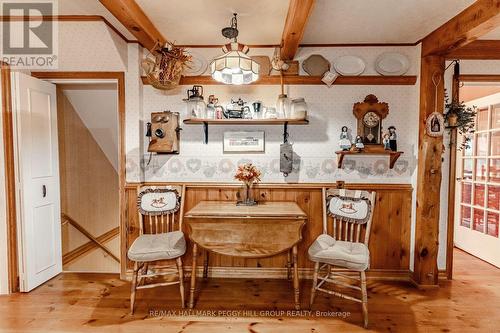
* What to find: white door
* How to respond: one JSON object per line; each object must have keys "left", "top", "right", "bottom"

{"left": 455, "top": 93, "right": 500, "bottom": 268}
{"left": 11, "top": 72, "right": 62, "bottom": 291}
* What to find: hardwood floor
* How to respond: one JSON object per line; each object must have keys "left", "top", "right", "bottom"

{"left": 0, "top": 249, "right": 498, "bottom": 332}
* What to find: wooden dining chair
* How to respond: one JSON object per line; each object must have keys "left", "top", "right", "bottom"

{"left": 308, "top": 188, "right": 376, "bottom": 328}
{"left": 128, "top": 185, "right": 186, "bottom": 314}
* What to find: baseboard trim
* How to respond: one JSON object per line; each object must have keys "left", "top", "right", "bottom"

{"left": 408, "top": 275, "right": 440, "bottom": 290}
{"left": 123, "top": 267, "right": 411, "bottom": 282}
{"left": 438, "top": 269, "right": 448, "bottom": 280}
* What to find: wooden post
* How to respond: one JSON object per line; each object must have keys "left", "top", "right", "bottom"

{"left": 446, "top": 65, "right": 460, "bottom": 280}
{"left": 413, "top": 55, "right": 445, "bottom": 286}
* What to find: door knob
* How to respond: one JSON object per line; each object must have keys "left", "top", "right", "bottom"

{"left": 42, "top": 185, "right": 47, "bottom": 198}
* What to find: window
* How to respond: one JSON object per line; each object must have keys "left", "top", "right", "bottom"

{"left": 459, "top": 105, "right": 500, "bottom": 238}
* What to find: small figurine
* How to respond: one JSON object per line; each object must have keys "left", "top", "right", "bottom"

{"left": 355, "top": 135, "right": 364, "bottom": 151}
{"left": 383, "top": 131, "right": 391, "bottom": 150}
{"left": 388, "top": 126, "right": 397, "bottom": 151}
{"left": 338, "top": 126, "right": 352, "bottom": 151}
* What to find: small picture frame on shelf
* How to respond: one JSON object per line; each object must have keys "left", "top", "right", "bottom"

{"left": 223, "top": 131, "right": 265, "bottom": 153}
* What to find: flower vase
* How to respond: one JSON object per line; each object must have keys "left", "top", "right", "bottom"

{"left": 239, "top": 182, "right": 257, "bottom": 206}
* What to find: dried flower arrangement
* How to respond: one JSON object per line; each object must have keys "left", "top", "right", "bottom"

{"left": 142, "top": 42, "right": 192, "bottom": 90}
{"left": 235, "top": 163, "right": 261, "bottom": 206}
{"left": 444, "top": 93, "right": 477, "bottom": 150}
{"left": 234, "top": 163, "right": 261, "bottom": 186}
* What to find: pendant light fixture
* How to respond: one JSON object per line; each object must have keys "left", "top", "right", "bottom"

{"left": 210, "top": 13, "right": 259, "bottom": 85}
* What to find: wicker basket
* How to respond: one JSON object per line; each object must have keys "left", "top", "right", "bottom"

{"left": 142, "top": 44, "right": 191, "bottom": 90}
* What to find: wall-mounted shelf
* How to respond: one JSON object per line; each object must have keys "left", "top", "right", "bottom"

{"left": 183, "top": 118, "right": 309, "bottom": 144}
{"left": 142, "top": 75, "right": 417, "bottom": 86}
{"left": 336, "top": 149, "right": 404, "bottom": 169}
{"left": 183, "top": 118, "right": 309, "bottom": 125}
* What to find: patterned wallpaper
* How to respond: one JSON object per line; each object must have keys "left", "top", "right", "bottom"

{"left": 28, "top": 22, "right": 500, "bottom": 272}
{"left": 55, "top": 22, "right": 128, "bottom": 72}
{"left": 126, "top": 46, "right": 421, "bottom": 184}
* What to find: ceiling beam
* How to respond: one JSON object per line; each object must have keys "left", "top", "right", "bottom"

{"left": 99, "top": 0, "right": 165, "bottom": 50}
{"left": 445, "top": 40, "right": 500, "bottom": 59}
{"left": 280, "top": 0, "right": 315, "bottom": 60}
{"left": 422, "top": 0, "right": 500, "bottom": 57}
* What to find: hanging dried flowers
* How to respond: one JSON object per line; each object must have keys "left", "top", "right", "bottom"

{"left": 142, "top": 42, "right": 192, "bottom": 90}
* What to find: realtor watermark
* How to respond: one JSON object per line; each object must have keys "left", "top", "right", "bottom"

{"left": 0, "top": 0, "right": 58, "bottom": 69}
{"left": 148, "top": 309, "right": 351, "bottom": 319}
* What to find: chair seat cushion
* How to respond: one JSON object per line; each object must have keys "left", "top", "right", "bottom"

{"left": 128, "top": 231, "right": 186, "bottom": 262}
{"left": 308, "top": 234, "right": 369, "bottom": 271}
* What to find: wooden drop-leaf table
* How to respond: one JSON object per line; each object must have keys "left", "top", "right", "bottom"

{"left": 184, "top": 201, "right": 307, "bottom": 310}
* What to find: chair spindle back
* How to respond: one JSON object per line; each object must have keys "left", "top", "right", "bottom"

{"left": 322, "top": 188, "right": 376, "bottom": 246}
{"left": 137, "top": 185, "right": 185, "bottom": 235}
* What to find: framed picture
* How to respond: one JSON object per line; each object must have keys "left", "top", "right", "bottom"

{"left": 223, "top": 131, "right": 265, "bottom": 153}
{"left": 426, "top": 112, "right": 445, "bottom": 137}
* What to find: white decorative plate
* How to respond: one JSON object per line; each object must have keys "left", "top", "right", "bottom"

{"left": 184, "top": 51, "right": 208, "bottom": 76}
{"left": 375, "top": 52, "right": 410, "bottom": 76}
{"left": 333, "top": 55, "right": 365, "bottom": 76}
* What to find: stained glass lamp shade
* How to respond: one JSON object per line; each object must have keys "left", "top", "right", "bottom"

{"left": 210, "top": 42, "right": 259, "bottom": 85}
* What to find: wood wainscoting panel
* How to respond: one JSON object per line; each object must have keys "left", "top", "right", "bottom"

{"left": 124, "top": 183, "right": 412, "bottom": 278}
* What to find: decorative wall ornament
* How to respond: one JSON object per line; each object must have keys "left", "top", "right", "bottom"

{"left": 280, "top": 143, "right": 293, "bottom": 177}
{"left": 186, "top": 158, "right": 202, "bottom": 173}
{"left": 343, "top": 160, "right": 356, "bottom": 173}
{"left": 353, "top": 94, "right": 389, "bottom": 145}
{"left": 218, "top": 158, "right": 235, "bottom": 173}
{"left": 425, "top": 112, "right": 445, "bottom": 137}
{"left": 393, "top": 160, "right": 409, "bottom": 175}
{"left": 202, "top": 163, "right": 217, "bottom": 178}
{"left": 306, "top": 165, "right": 320, "bottom": 179}
{"left": 223, "top": 131, "right": 265, "bottom": 153}
{"left": 321, "top": 159, "right": 336, "bottom": 174}
{"left": 373, "top": 159, "right": 389, "bottom": 175}
{"left": 302, "top": 54, "right": 330, "bottom": 76}
{"left": 167, "top": 158, "right": 183, "bottom": 173}
{"left": 338, "top": 126, "right": 352, "bottom": 151}
{"left": 142, "top": 42, "right": 192, "bottom": 90}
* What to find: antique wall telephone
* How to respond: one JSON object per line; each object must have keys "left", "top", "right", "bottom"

{"left": 146, "top": 111, "right": 181, "bottom": 154}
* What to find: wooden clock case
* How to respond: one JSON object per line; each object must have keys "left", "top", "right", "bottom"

{"left": 353, "top": 94, "right": 389, "bottom": 149}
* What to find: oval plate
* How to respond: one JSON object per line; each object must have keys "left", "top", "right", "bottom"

{"left": 184, "top": 51, "right": 208, "bottom": 76}
{"left": 333, "top": 55, "right": 365, "bottom": 76}
{"left": 375, "top": 52, "right": 410, "bottom": 76}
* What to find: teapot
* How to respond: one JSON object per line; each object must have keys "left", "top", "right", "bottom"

{"left": 224, "top": 98, "right": 251, "bottom": 119}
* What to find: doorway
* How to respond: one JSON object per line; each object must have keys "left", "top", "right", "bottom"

{"left": 5, "top": 72, "right": 126, "bottom": 292}
{"left": 56, "top": 83, "right": 120, "bottom": 273}
{"left": 454, "top": 82, "right": 500, "bottom": 268}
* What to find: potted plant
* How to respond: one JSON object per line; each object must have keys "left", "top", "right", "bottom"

{"left": 444, "top": 95, "right": 476, "bottom": 150}
{"left": 234, "top": 163, "right": 261, "bottom": 206}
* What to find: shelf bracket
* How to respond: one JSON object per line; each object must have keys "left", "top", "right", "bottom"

{"left": 203, "top": 122, "right": 208, "bottom": 144}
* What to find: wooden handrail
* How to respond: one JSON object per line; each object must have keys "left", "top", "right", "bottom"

{"left": 61, "top": 213, "right": 120, "bottom": 263}
{"left": 62, "top": 227, "right": 119, "bottom": 265}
